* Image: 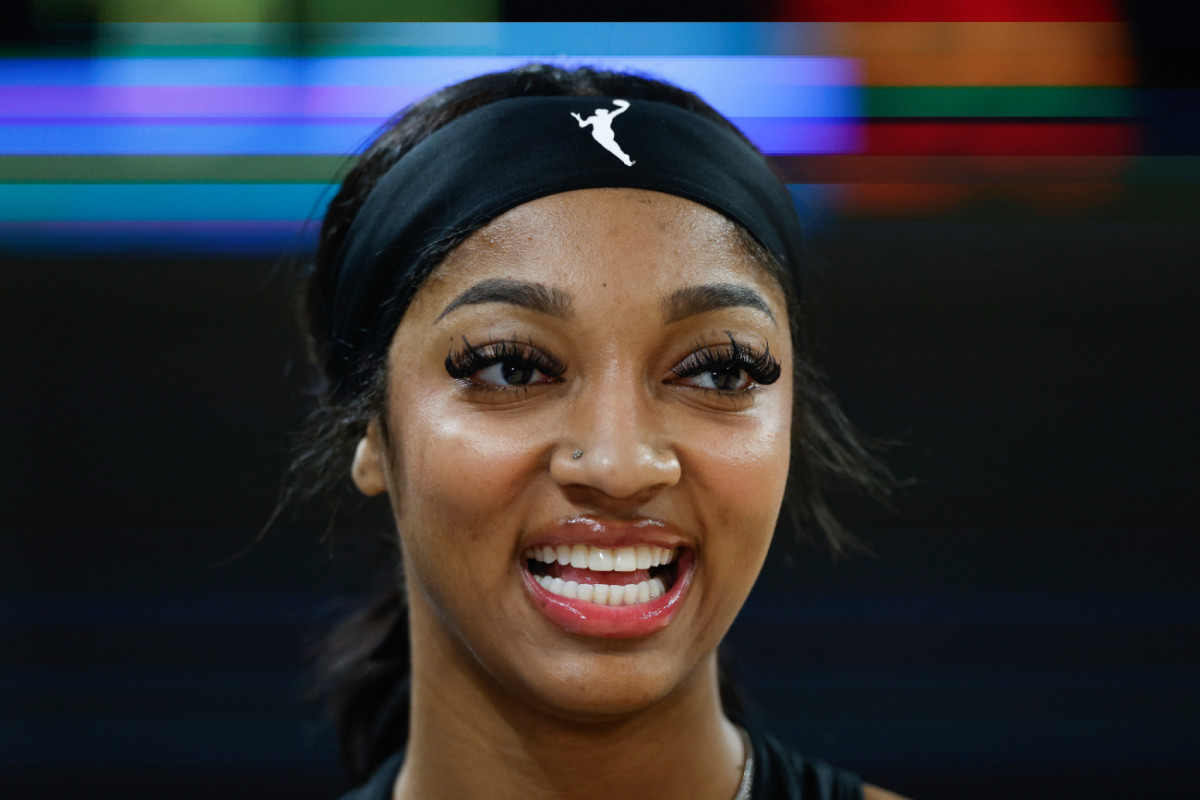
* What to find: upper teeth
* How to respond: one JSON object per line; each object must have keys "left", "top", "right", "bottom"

{"left": 523, "top": 544, "right": 676, "bottom": 572}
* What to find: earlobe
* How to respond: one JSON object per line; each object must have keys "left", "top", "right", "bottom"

{"left": 351, "top": 422, "right": 388, "bottom": 497}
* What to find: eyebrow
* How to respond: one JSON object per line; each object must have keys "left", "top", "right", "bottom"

{"left": 661, "top": 283, "right": 776, "bottom": 325}
{"left": 435, "top": 278, "right": 574, "bottom": 322}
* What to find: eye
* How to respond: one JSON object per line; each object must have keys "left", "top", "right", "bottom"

{"left": 669, "top": 334, "right": 781, "bottom": 395}
{"left": 444, "top": 337, "right": 566, "bottom": 390}
{"left": 675, "top": 364, "right": 754, "bottom": 392}
{"left": 472, "top": 359, "right": 555, "bottom": 387}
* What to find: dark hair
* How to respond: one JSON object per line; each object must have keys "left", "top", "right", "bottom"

{"left": 285, "top": 63, "right": 894, "bottom": 785}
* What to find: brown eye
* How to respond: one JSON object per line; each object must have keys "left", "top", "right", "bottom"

{"left": 669, "top": 335, "right": 781, "bottom": 394}
{"left": 445, "top": 337, "right": 567, "bottom": 392}
{"left": 676, "top": 366, "right": 752, "bottom": 392}
{"left": 474, "top": 360, "right": 554, "bottom": 387}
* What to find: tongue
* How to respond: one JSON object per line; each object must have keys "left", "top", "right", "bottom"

{"left": 549, "top": 564, "right": 652, "bottom": 586}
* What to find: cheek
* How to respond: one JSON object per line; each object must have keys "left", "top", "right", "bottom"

{"left": 388, "top": 387, "right": 550, "bottom": 548}
{"left": 680, "top": 396, "right": 792, "bottom": 552}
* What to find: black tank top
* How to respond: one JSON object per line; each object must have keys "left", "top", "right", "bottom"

{"left": 339, "top": 724, "right": 863, "bottom": 800}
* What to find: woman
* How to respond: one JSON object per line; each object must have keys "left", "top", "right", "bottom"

{"left": 289, "top": 64, "right": 901, "bottom": 800}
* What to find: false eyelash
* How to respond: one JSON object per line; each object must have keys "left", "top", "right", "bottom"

{"left": 671, "top": 334, "right": 782, "bottom": 386}
{"left": 444, "top": 336, "right": 567, "bottom": 381}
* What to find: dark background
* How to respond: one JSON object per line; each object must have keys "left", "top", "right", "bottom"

{"left": 3, "top": 6, "right": 1199, "bottom": 800}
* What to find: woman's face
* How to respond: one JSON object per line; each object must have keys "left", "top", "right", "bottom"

{"left": 353, "top": 188, "right": 793, "bottom": 720}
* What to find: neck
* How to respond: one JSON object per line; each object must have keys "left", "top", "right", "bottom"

{"left": 395, "top": 600, "right": 744, "bottom": 800}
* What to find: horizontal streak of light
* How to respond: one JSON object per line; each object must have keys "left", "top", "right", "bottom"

{"left": 770, "top": 155, "right": 1200, "bottom": 184}
{"left": 90, "top": 22, "right": 1132, "bottom": 61}
{"left": 7, "top": 155, "right": 1199, "bottom": 185}
{"left": 0, "top": 222, "right": 309, "bottom": 251}
{"left": 0, "top": 119, "right": 863, "bottom": 156}
{"left": 99, "top": 21, "right": 813, "bottom": 57}
{"left": 0, "top": 221, "right": 299, "bottom": 254}
{"left": 0, "top": 184, "right": 332, "bottom": 221}
{"left": 0, "top": 122, "right": 380, "bottom": 156}
{"left": 865, "top": 122, "right": 1140, "bottom": 155}
{"left": 0, "top": 56, "right": 858, "bottom": 88}
{"left": 765, "top": 0, "right": 1123, "bottom": 22}
{"left": 853, "top": 54, "right": 1132, "bottom": 86}
{"left": 864, "top": 86, "right": 1132, "bottom": 118}
{"left": 11, "top": 121, "right": 1145, "bottom": 158}
{"left": 0, "top": 86, "right": 1137, "bottom": 120}
{"left": 0, "top": 156, "right": 348, "bottom": 183}
{"left": 0, "top": 84, "right": 857, "bottom": 120}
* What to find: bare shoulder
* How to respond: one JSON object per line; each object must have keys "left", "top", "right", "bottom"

{"left": 863, "top": 784, "right": 911, "bottom": 800}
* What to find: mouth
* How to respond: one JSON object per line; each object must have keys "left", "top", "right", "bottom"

{"left": 523, "top": 544, "right": 681, "bottom": 607}
{"left": 519, "top": 519, "right": 694, "bottom": 639}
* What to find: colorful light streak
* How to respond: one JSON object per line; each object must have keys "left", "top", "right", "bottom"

{"left": 0, "top": 20, "right": 1179, "bottom": 255}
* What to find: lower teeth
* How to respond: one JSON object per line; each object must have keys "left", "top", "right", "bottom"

{"left": 536, "top": 574, "right": 666, "bottom": 606}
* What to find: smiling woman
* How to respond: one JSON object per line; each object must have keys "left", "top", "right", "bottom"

{"left": 286, "top": 64, "right": 900, "bottom": 800}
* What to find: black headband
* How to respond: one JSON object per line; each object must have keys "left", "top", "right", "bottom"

{"left": 327, "top": 95, "right": 804, "bottom": 399}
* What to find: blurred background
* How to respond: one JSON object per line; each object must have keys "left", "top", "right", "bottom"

{"left": 2, "top": 3, "right": 1197, "bottom": 799}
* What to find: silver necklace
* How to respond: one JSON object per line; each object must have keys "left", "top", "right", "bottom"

{"left": 734, "top": 727, "right": 754, "bottom": 800}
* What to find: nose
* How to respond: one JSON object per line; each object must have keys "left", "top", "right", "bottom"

{"left": 550, "top": 378, "right": 682, "bottom": 503}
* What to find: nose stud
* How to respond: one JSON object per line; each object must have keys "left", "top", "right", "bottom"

{"left": 571, "top": 449, "right": 584, "bottom": 460}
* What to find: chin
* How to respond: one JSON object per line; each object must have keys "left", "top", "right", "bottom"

{"left": 497, "top": 645, "right": 708, "bottom": 724}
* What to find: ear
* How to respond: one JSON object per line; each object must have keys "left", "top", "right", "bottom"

{"left": 351, "top": 420, "right": 388, "bottom": 497}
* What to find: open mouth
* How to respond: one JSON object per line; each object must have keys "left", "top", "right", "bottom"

{"left": 523, "top": 544, "right": 682, "bottom": 607}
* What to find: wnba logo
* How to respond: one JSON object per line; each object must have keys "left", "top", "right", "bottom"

{"left": 570, "top": 100, "right": 635, "bottom": 167}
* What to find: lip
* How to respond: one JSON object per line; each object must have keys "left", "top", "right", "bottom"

{"left": 520, "top": 516, "right": 694, "bottom": 639}
{"left": 524, "top": 515, "right": 689, "bottom": 550}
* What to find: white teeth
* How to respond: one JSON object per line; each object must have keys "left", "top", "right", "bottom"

{"left": 587, "top": 547, "right": 614, "bottom": 572}
{"left": 525, "top": 542, "right": 680, "bottom": 606}
{"left": 613, "top": 547, "right": 637, "bottom": 572}
{"left": 636, "top": 545, "right": 652, "bottom": 570}
{"left": 538, "top": 575, "right": 669, "bottom": 606}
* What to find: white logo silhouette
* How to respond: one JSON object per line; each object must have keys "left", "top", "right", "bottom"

{"left": 571, "top": 99, "right": 635, "bottom": 166}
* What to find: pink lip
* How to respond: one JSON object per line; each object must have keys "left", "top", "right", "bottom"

{"left": 524, "top": 515, "right": 688, "bottom": 550}
{"left": 520, "top": 517, "right": 694, "bottom": 639}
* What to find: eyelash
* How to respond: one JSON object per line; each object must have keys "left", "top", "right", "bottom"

{"left": 443, "top": 334, "right": 781, "bottom": 398}
{"left": 444, "top": 337, "right": 567, "bottom": 390}
{"left": 669, "top": 335, "right": 782, "bottom": 392}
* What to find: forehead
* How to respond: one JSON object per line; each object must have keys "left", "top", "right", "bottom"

{"left": 416, "top": 187, "right": 785, "bottom": 305}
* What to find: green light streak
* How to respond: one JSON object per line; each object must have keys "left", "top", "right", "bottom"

{"left": 0, "top": 156, "right": 351, "bottom": 183}
{"left": 865, "top": 87, "right": 1133, "bottom": 118}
